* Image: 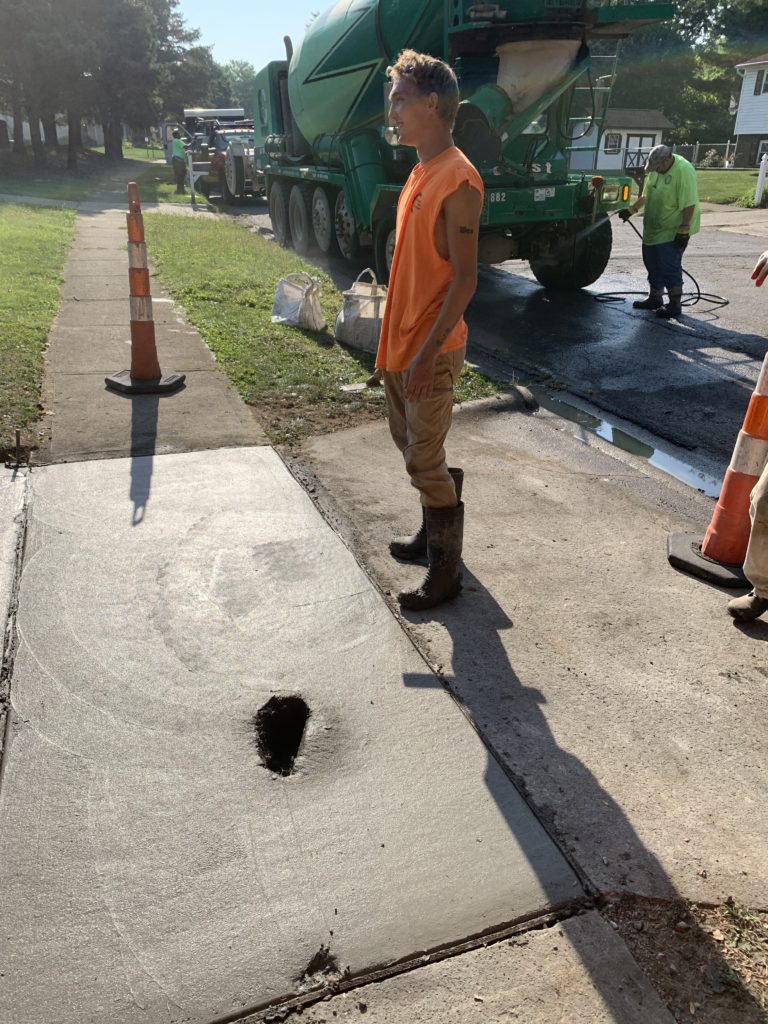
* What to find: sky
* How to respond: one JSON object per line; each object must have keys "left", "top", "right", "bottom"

{"left": 177, "top": 0, "right": 324, "bottom": 71}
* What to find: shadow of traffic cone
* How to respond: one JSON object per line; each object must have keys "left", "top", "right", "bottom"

{"left": 105, "top": 182, "right": 186, "bottom": 395}
{"left": 667, "top": 353, "right": 768, "bottom": 586}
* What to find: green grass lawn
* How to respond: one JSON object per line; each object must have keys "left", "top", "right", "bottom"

{"left": 695, "top": 168, "right": 760, "bottom": 205}
{"left": 131, "top": 161, "right": 208, "bottom": 206}
{"left": 85, "top": 141, "right": 160, "bottom": 162}
{"left": 143, "top": 214, "right": 497, "bottom": 444}
{"left": 0, "top": 145, "right": 163, "bottom": 202}
{"left": 0, "top": 204, "right": 75, "bottom": 455}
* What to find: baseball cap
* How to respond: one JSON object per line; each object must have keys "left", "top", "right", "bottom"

{"left": 645, "top": 144, "right": 673, "bottom": 172}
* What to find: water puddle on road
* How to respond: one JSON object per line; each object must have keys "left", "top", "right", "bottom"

{"left": 530, "top": 387, "right": 723, "bottom": 498}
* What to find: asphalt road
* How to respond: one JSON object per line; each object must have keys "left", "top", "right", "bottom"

{"left": 235, "top": 198, "right": 768, "bottom": 473}
{"left": 470, "top": 218, "right": 768, "bottom": 470}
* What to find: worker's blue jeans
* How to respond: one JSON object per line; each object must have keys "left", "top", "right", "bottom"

{"left": 642, "top": 241, "right": 683, "bottom": 292}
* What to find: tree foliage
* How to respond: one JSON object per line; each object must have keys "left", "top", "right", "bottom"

{"left": 610, "top": 0, "right": 768, "bottom": 143}
{"left": 0, "top": 0, "right": 234, "bottom": 165}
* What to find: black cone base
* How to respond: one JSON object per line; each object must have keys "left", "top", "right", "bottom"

{"left": 105, "top": 369, "right": 186, "bottom": 395}
{"left": 667, "top": 532, "right": 748, "bottom": 588}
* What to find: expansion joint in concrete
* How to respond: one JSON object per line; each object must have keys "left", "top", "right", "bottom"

{"left": 215, "top": 899, "right": 593, "bottom": 1024}
{"left": 0, "top": 471, "right": 32, "bottom": 778}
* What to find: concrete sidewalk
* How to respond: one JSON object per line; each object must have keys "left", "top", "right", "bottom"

{"left": 301, "top": 398, "right": 768, "bottom": 910}
{"left": 42, "top": 202, "right": 264, "bottom": 462}
{"left": 0, "top": 175, "right": 763, "bottom": 1023}
{"left": 0, "top": 184, "right": 680, "bottom": 1023}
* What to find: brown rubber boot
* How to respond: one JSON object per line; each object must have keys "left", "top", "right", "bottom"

{"left": 632, "top": 290, "right": 663, "bottom": 310}
{"left": 727, "top": 590, "right": 768, "bottom": 622}
{"left": 656, "top": 287, "right": 683, "bottom": 319}
{"left": 398, "top": 502, "right": 464, "bottom": 611}
{"left": 389, "top": 467, "right": 463, "bottom": 561}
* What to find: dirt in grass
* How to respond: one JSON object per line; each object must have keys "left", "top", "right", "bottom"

{"left": 603, "top": 895, "right": 768, "bottom": 1024}
{"left": 255, "top": 388, "right": 389, "bottom": 447}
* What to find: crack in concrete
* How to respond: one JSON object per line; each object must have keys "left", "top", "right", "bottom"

{"left": 0, "top": 470, "right": 32, "bottom": 782}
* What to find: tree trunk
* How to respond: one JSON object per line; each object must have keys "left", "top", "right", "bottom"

{"left": 11, "top": 83, "right": 25, "bottom": 155}
{"left": 42, "top": 112, "right": 59, "bottom": 148}
{"left": 67, "top": 109, "right": 82, "bottom": 170}
{"left": 104, "top": 117, "right": 123, "bottom": 161}
{"left": 27, "top": 104, "right": 47, "bottom": 168}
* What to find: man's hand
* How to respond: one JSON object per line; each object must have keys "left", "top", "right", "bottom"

{"left": 673, "top": 232, "right": 689, "bottom": 251}
{"left": 618, "top": 208, "right": 632, "bottom": 222}
{"left": 405, "top": 349, "right": 437, "bottom": 401}
{"left": 752, "top": 250, "right": 768, "bottom": 287}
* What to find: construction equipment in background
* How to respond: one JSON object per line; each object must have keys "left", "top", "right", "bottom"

{"left": 251, "top": 0, "right": 673, "bottom": 285}
{"left": 160, "top": 109, "right": 263, "bottom": 203}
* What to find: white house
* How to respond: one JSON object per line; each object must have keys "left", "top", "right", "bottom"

{"left": 0, "top": 114, "right": 105, "bottom": 147}
{"left": 569, "top": 108, "right": 673, "bottom": 172}
{"left": 733, "top": 53, "right": 768, "bottom": 166}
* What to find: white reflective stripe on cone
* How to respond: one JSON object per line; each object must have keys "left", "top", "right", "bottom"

{"left": 754, "top": 358, "right": 768, "bottom": 398}
{"left": 128, "top": 242, "right": 149, "bottom": 269}
{"left": 129, "top": 296, "right": 153, "bottom": 321}
{"left": 730, "top": 430, "right": 768, "bottom": 476}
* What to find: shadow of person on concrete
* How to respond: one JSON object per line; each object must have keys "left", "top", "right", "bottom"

{"left": 401, "top": 565, "right": 765, "bottom": 1023}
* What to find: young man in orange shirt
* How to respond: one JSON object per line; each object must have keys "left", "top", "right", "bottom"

{"left": 375, "top": 49, "right": 483, "bottom": 611}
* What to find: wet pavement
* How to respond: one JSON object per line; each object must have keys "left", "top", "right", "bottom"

{"left": 469, "top": 219, "right": 768, "bottom": 467}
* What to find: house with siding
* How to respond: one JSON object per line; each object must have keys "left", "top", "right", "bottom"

{"left": 733, "top": 53, "right": 768, "bottom": 166}
{"left": 569, "top": 108, "right": 673, "bottom": 172}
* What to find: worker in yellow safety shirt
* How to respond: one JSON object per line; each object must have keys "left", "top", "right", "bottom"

{"left": 619, "top": 144, "right": 701, "bottom": 320}
{"left": 171, "top": 129, "right": 187, "bottom": 194}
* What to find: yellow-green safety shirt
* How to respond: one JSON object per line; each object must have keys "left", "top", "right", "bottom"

{"left": 172, "top": 137, "right": 186, "bottom": 160}
{"left": 641, "top": 154, "right": 700, "bottom": 246}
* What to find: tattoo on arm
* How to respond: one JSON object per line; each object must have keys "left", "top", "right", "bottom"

{"left": 459, "top": 225, "right": 475, "bottom": 235}
{"left": 431, "top": 320, "right": 459, "bottom": 352}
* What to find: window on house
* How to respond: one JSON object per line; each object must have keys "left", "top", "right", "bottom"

{"left": 754, "top": 70, "right": 765, "bottom": 95}
{"left": 604, "top": 132, "right": 621, "bottom": 154}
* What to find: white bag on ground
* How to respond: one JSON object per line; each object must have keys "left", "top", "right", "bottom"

{"left": 334, "top": 268, "right": 387, "bottom": 355}
{"left": 271, "top": 272, "right": 326, "bottom": 331}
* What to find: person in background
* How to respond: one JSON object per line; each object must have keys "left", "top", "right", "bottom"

{"left": 619, "top": 144, "right": 700, "bottom": 320}
{"left": 727, "top": 249, "right": 768, "bottom": 622}
{"left": 374, "top": 49, "right": 483, "bottom": 611}
{"left": 171, "top": 129, "right": 187, "bottom": 195}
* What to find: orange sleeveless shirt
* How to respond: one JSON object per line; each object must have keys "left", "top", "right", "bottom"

{"left": 375, "top": 146, "right": 484, "bottom": 372}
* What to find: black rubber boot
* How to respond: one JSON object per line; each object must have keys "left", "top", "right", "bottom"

{"left": 398, "top": 502, "right": 464, "bottom": 611}
{"left": 727, "top": 590, "right": 768, "bottom": 622}
{"left": 656, "top": 287, "right": 683, "bottom": 319}
{"left": 632, "top": 291, "right": 663, "bottom": 310}
{"left": 389, "top": 467, "right": 463, "bottom": 561}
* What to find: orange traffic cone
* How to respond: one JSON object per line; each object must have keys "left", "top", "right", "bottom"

{"left": 667, "top": 353, "right": 768, "bottom": 586}
{"left": 105, "top": 182, "right": 185, "bottom": 395}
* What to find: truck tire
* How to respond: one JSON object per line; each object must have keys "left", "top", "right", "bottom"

{"left": 225, "top": 152, "right": 245, "bottom": 201}
{"left": 289, "top": 185, "right": 315, "bottom": 256}
{"left": 374, "top": 217, "right": 396, "bottom": 285}
{"left": 269, "top": 181, "right": 290, "bottom": 247}
{"left": 311, "top": 186, "right": 336, "bottom": 254}
{"left": 219, "top": 171, "right": 236, "bottom": 206}
{"left": 529, "top": 216, "right": 612, "bottom": 290}
{"left": 334, "top": 191, "right": 359, "bottom": 261}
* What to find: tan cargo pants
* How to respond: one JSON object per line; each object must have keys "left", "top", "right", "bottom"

{"left": 383, "top": 346, "right": 465, "bottom": 508}
{"left": 744, "top": 460, "right": 768, "bottom": 597}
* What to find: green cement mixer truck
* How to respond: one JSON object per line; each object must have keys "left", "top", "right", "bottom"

{"left": 253, "top": 0, "right": 672, "bottom": 287}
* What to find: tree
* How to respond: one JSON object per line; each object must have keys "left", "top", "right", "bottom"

{"left": 221, "top": 60, "right": 257, "bottom": 116}
{"left": 158, "top": 46, "right": 234, "bottom": 118}
{"left": 609, "top": 0, "right": 768, "bottom": 145}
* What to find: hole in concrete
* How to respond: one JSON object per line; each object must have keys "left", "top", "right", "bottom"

{"left": 297, "top": 944, "right": 341, "bottom": 990}
{"left": 254, "top": 695, "right": 310, "bottom": 776}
